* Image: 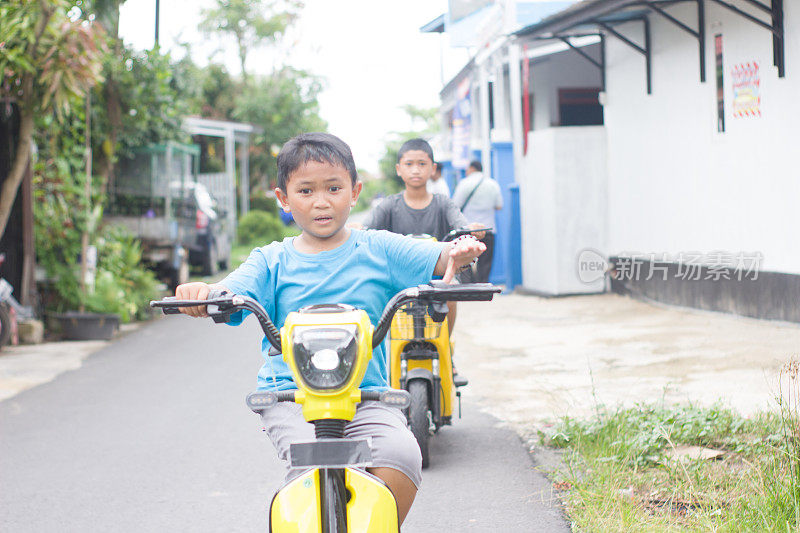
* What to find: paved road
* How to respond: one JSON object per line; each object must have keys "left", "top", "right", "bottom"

{"left": 0, "top": 314, "right": 568, "bottom": 532}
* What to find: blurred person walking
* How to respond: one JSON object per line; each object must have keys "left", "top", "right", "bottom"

{"left": 426, "top": 161, "right": 450, "bottom": 197}
{"left": 452, "top": 160, "right": 503, "bottom": 283}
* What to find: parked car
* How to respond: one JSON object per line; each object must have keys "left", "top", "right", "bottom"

{"left": 170, "top": 181, "right": 232, "bottom": 276}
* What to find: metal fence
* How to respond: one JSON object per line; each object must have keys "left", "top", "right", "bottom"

{"left": 109, "top": 142, "right": 198, "bottom": 217}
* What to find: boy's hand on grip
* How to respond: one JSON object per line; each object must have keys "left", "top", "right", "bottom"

{"left": 175, "top": 282, "right": 211, "bottom": 317}
{"left": 442, "top": 235, "right": 486, "bottom": 284}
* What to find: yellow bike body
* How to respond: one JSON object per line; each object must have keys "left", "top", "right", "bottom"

{"left": 266, "top": 305, "right": 400, "bottom": 532}
{"left": 281, "top": 307, "right": 373, "bottom": 422}
{"left": 388, "top": 309, "right": 456, "bottom": 420}
{"left": 386, "top": 234, "right": 464, "bottom": 467}
{"left": 270, "top": 467, "right": 399, "bottom": 532}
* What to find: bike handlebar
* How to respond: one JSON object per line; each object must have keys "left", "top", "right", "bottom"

{"left": 442, "top": 227, "right": 494, "bottom": 242}
{"left": 370, "top": 282, "right": 501, "bottom": 347}
{"left": 150, "top": 293, "right": 282, "bottom": 351}
{"left": 150, "top": 283, "right": 500, "bottom": 353}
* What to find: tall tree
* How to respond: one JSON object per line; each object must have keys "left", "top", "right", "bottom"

{"left": 379, "top": 106, "right": 440, "bottom": 186}
{"left": 199, "top": 0, "right": 302, "bottom": 79}
{"left": 0, "top": 0, "right": 106, "bottom": 239}
{"left": 232, "top": 66, "right": 326, "bottom": 188}
{"left": 86, "top": 0, "right": 126, "bottom": 195}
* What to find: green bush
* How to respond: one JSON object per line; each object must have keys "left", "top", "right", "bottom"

{"left": 237, "top": 209, "right": 286, "bottom": 247}
{"left": 248, "top": 195, "right": 279, "bottom": 215}
{"left": 83, "top": 226, "right": 161, "bottom": 322}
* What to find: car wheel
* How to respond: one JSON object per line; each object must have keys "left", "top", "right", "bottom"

{"left": 203, "top": 242, "right": 218, "bottom": 276}
{"left": 0, "top": 304, "right": 12, "bottom": 350}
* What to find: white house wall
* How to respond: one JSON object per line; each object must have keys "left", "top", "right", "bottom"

{"left": 520, "top": 126, "right": 608, "bottom": 294}
{"left": 604, "top": 0, "right": 800, "bottom": 274}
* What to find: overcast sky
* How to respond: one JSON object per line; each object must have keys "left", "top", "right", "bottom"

{"left": 118, "top": 0, "right": 470, "bottom": 174}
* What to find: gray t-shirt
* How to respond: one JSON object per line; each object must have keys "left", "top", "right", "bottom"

{"left": 363, "top": 192, "right": 468, "bottom": 241}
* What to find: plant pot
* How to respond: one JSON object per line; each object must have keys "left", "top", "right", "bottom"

{"left": 51, "top": 312, "right": 120, "bottom": 341}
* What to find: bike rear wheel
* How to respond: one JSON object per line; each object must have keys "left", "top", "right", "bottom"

{"left": 408, "top": 380, "right": 430, "bottom": 468}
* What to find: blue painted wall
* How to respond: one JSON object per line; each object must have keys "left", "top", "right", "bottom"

{"left": 440, "top": 159, "right": 458, "bottom": 196}
{"left": 471, "top": 149, "right": 482, "bottom": 166}
{"left": 480, "top": 142, "right": 522, "bottom": 289}
{"left": 489, "top": 142, "right": 513, "bottom": 285}
{"left": 506, "top": 184, "right": 523, "bottom": 291}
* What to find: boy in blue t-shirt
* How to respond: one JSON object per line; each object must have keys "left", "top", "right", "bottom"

{"left": 174, "top": 132, "right": 485, "bottom": 524}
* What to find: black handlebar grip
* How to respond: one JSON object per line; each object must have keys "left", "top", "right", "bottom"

{"left": 421, "top": 283, "right": 501, "bottom": 302}
{"left": 151, "top": 297, "right": 182, "bottom": 314}
{"left": 442, "top": 227, "right": 495, "bottom": 242}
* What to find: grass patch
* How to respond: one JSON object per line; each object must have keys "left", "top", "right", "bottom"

{"left": 540, "top": 399, "right": 800, "bottom": 531}
{"left": 229, "top": 243, "right": 256, "bottom": 271}
{"left": 186, "top": 225, "right": 301, "bottom": 284}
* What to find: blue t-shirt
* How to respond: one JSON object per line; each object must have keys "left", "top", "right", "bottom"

{"left": 220, "top": 229, "right": 442, "bottom": 391}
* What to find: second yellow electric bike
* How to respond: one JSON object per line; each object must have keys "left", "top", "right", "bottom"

{"left": 388, "top": 228, "right": 493, "bottom": 468}
{"left": 152, "top": 280, "right": 499, "bottom": 532}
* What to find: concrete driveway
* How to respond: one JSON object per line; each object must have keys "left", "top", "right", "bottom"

{"left": 453, "top": 292, "right": 800, "bottom": 445}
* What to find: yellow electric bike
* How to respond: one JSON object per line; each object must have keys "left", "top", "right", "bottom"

{"left": 388, "top": 228, "right": 494, "bottom": 468}
{"left": 151, "top": 281, "right": 499, "bottom": 532}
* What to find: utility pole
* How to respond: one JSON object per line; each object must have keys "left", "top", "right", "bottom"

{"left": 154, "top": 0, "right": 160, "bottom": 47}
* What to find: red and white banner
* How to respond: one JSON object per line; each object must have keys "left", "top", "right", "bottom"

{"left": 732, "top": 62, "right": 761, "bottom": 118}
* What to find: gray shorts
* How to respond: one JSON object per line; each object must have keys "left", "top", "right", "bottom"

{"left": 259, "top": 401, "right": 423, "bottom": 488}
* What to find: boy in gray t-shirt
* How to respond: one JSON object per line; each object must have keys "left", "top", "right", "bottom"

{"left": 363, "top": 191, "right": 467, "bottom": 241}
{"left": 362, "top": 138, "right": 469, "bottom": 239}
{"left": 362, "top": 138, "right": 478, "bottom": 362}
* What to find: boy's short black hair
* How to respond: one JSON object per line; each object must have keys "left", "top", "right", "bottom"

{"left": 468, "top": 160, "right": 482, "bottom": 172}
{"left": 397, "top": 138, "right": 434, "bottom": 163}
{"left": 276, "top": 132, "right": 358, "bottom": 191}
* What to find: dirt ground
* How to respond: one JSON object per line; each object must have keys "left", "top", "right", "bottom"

{"left": 454, "top": 292, "right": 800, "bottom": 435}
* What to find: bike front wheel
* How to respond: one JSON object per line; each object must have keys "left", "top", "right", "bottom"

{"left": 321, "top": 468, "right": 347, "bottom": 531}
{"left": 408, "top": 380, "right": 431, "bottom": 468}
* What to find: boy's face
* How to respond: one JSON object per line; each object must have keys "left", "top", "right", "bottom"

{"left": 396, "top": 150, "right": 435, "bottom": 190}
{"left": 275, "top": 160, "right": 361, "bottom": 246}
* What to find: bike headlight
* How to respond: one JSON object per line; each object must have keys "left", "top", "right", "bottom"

{"left": 292, "top": 325, "right": 360, "bottom": 391}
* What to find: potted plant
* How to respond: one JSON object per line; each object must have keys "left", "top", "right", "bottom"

{"left": 34, "top": 111, "right": 159, "bottom": 340}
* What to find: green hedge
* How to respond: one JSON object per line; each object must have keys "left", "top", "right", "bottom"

{"left": 85, "top": 226, "right": 160, "bottom": 322}
{"left": 237, "top": 209, "right": 287, "bottom": 247}
{"left": 248, "top": 195, "right": 279, "bottom": 215}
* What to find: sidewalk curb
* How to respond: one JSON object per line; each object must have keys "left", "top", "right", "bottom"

{"left": 0, "top": 319, "right": 149, "bottom": 402}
